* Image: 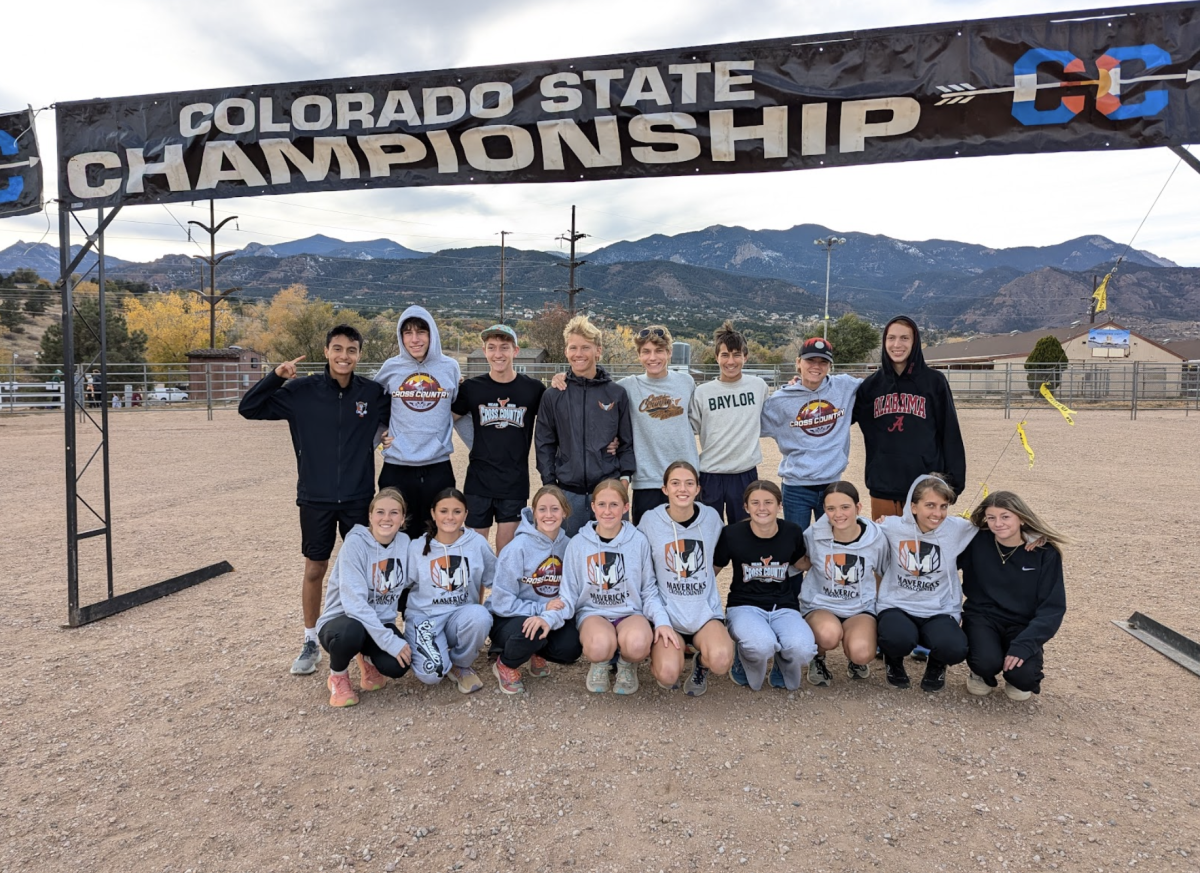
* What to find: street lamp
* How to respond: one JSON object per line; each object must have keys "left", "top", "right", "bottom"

{"left": 813, "top": 236, "right": 847, "bottom": 340}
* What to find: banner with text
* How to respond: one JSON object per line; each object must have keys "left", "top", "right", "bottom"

{"left": 1, "top": 108, "right": 43, "bottom": 218}
{"left": 55, "top": 2, "right": 1200, "bottom": 210}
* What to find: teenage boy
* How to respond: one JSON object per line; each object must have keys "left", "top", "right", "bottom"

{"left": 375, "top": 305, "right": 461, "bottom": 538}
{"left": 535, "top": 315, "right": 635, "bottom": 537}
{"left": 239, "top": 324, "right": 391, "bottom": 675}
{"left": 688, "top": 321, "right": 768, "bottom": 523}
{"left": 852, "top": 315, "right": 966, "bottom": 519}
{"left": 451, "top": 324, "right": 546, "bottom": 553}
{"left": 761, "top": 337, "right": 862, "bottom": 531}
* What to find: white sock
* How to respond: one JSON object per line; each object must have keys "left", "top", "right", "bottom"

{"left": 330, "top": 668, "right": 348, "bottom": 677}
{"left": 304, "top": 627, "right": 318, "bottom": 644}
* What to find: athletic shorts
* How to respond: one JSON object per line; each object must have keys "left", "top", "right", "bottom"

{"left": 465, "top": 493, "right": 525, "bottom": 528}
{"left": 299, "top": 503, "right": 369, "bottom": 561}
{"left": 802, "top": 608, "right": 877, "bottom": 621}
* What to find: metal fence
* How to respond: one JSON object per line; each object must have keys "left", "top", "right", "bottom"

{"left": 3, "top": 360, "right": 1198, "bottom": 417}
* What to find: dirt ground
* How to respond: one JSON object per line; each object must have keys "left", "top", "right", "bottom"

{"left": 2, "top": 406, "right": 1199, "bottom": 873}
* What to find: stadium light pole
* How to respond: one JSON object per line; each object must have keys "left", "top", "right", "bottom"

{"left": 813, "top": 236, "right": 847, "bottom": 340}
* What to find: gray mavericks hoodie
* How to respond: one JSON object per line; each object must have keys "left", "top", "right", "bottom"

{"left": 485, "top": 508, "right": 571, "bottom": 631}
{"left": 637, "top": 503, "right": 724, "bottom": 634}
{"left": 876, "top": 475, "right": 978, "bottom": 620}
{"left": 559, "top": 521, "right": 668, "bottom": 627}
{"left": 375, "top": 305, "right": 461, "bottom": 466}
{"left": 801, "top": 515, "right": 889, "bottom": 618}
{"left": 404, "top": 528, "right": 496, "bottom": 619}
{"left": 315, "top": 525, "right": 410, "bottom": 658}
{"left": 760, "top": 373, "right": 861, "bottom": 486}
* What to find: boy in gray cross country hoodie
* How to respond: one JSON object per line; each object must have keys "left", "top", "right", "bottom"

{"left": 875, "top": 474, "right": 978, "bottom": 692}
{"left": 375, "top": 305, "right": 462, "bottom": 537}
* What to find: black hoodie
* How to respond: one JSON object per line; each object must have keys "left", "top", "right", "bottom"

{"left": 534, "top": 366, "right": 635, "bottom": 493}
{"left": 851, "top": 316, "right": 966, "bottom": 502}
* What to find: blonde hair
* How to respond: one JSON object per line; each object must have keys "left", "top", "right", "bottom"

{"left": 969, "top": 491, "right": 1069, "bottom": 553}
{"left": 371, "top": 487, "right": 407, "bottom": 517}
{"left": 591, "top": 478, "right": 629, "bottom": 505}
{"left": 563, "top": 314, "right": 602, "bottom": 346}
{"left": 532, "top": 484, "right": 572, "bottom": 518}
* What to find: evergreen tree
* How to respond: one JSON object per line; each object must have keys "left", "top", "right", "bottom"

{"left": 39, "top": 296, "right": 147, "bottom": 364}
{"left": 0, "top": 298, "right": 26, "bottom": 333}
{"left": 1024, "top": 335, "right": 1069, "bottom": 395}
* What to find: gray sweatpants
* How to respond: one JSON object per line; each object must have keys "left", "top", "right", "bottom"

{"left": 726, "top": 605, "right": 818, "bottom": 691}
{"left": 404, "top": 604, "right": 492, "bottom": 685}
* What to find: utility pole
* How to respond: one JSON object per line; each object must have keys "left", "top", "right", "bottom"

{"left": 1081, "top": 275, "right": 1099, "bottom": 324}
{"left": 187, "top": 200, "right": 240, "bottom": 349}
{"left": 555, "top": 205, "right": 588, "bottom": 316}
{"left": 497, "top": 230, "right": 511, "bottom": 323}
{"left": 813, "top": 236, "right": 847, "bottom": 340}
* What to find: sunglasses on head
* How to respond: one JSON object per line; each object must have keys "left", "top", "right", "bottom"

{"left": 638, "top": 328, "right": 667, "bottom": 340}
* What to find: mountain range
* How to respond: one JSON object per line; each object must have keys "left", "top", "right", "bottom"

{"left": 1, "top": 226, "right": 1194, "bottom": 335}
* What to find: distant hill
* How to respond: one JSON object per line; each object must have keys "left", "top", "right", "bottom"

{"left": 0, "top": 241, "right": 133, "bottom": 277}
{"left": 231, "top": 234, "right": 427, "bottom": 261}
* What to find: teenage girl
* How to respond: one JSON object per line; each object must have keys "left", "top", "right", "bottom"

{"left": 486, "top": 485, "right": 582, "bottom": 694}
{"left": 875, "top": 474, "right": 976, "bottom": 693}
{"left": 316, "top": 487, "right": 413, "bottom": 708}
{"left": 638, "top": 461, "right": 735, "bottom": 697}
{"left": 559, "top": 479, "right": 671, "bottom": 695}
{"left": 403, "top": 488, "right": 496, "bottom": 693}
{"left": 801, "top": 481, "right": 889, "bottom": 686}
{"left": 714, "top": 480, "right": 815, "bottom": 691}
{"left": 961, "top": 491, "right": 1067, "bottom": 701}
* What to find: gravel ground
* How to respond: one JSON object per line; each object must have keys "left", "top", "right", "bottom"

{"left": 2, "top": 407, "right": 1199, "bottom": 873}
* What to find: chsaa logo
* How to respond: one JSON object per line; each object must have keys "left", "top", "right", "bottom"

{"left": 0, "top": 130, "right": 39, "bottom": 205}
{"left": 934, "top": 44, "right": 1200, "bottom": 126}
{"left": 395, "top": 372, "right": 450, "bottom": 411}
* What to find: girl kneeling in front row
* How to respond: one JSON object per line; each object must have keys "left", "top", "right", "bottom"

{"left": 560, "top": 479, "right": 672, "bottom": 695}
{"left": 714, "top": 480, "right": 816, "bottom": 691}
{"left": 316, "top": 488, "right": 413, "bottom": 708}
{"left": 961, "top": 491, "right": 1067, "bottom": 701}
{"left": 487, "top": 486, "right": 582, "bottom": 694}
{"left": 404, "top": 488, "right": 496, "bottom": 694}
{"left": 639, "top": 461, "right": 735, "bottom": 697}
{"left": 801, "top": 482, "right": 889, "bottom": 686}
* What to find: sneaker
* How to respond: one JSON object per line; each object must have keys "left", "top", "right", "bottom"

{"left": 966, "top": 672, "right": 993, "bottom": 697}
{"left": 326, "top": 672, "right": 358, "bottom": 707}
{"left": 885, "top": 656, "right": 911, "bottom": 689}
{"left": 613, "top": 659, "right": 640, "bottom": 695}
{"left": 448, "top": 665, "right": 484, "bottom": 694}
{"left": 356, "top": 654, "right": 388, "bottom": 692}
{"left": 656, "top": 678, "right": 680, "bottom": 691}
{"left": 683, "top": 660, "right": 709, "bottom": 697}
{"left": 527, "top": 654, "right": 550, "bottom": 678}
{"left": 920, "top": 659, "right": 947, "bottom": 693}
{"left": 291, "top": 639, "right": 321, "bottom": 675}
{"left": 730, "top": 652, "right": 748, "bottom": 687}
{"left": 586, "top": 661, "right": 612, "bottom": 693}
{"left": 847, "top": 660, "right": 870, "bottom": 681}
{"left": 1003, "top": 682, "right": 1032, "bottom": 702}
{"left": 492, "top": 660, "right": 525, "bottom": 695}
{"left": 808, "top": 654, "right": 833, "bottom": 687}
{"left": 911, "top": 645, "right": 930, "bottom": 662}
{"left": 769, "top": 661, "right": 787, "bottom": 689}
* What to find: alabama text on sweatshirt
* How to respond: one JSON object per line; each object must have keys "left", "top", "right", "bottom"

{"left": 559, "top": 520, "right": 668, "bottom": 627}
{"left": 876, "top": 475, "right": 978, "bottom": 620}
{"left": 688, "top": 375, "right": 768, "bottom": 475}
{"left": 316, "top": 526, "right": 410, "bottom": 658}
{"left": 761, "top": 373, "right": 862, "bottom": 486}
{"left": 485, "top": 508, "right": 571, "bottom": 631}
{"left": 801, "top": 515, "right": 889, "bottom": 618}
{"left": 374, "top": 305, "right": 461, "bottom": 467}
{"left": 960, "top": 533, "right": 1066, "bottom": 661}
{"left": 851, "top": 316, "right": 967, "bottom": 501}
{"left": 404, "top": 528, "right": 496, "bottom": 619}
{"left": 618, "top": 371, "right": 699, "bottom": 489}
{"left": 637, "top": 503, "right": 725, "bottom": 634}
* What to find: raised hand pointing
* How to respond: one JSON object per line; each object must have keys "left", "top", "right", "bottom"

{"left": 275, "top": 356, "right": 305, "bottom": 379}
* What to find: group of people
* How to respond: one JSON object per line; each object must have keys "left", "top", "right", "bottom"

{"left": 239, "top": 307, "right": 1066, "bottom": 708}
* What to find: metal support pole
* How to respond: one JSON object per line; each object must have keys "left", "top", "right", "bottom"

{"left": 823, "top": 246, "right": 832, "bottom": 340}
{"left": 1004, "top": 364, "right": 1012, "bottom": 419}
{"left": 60, "top": 207, "right": 80, "bottom": 619}
{"left": 1131, "top": 361, "right": 1139, "bottom": 420}
{"left": 206, "top": 362, "right": 213, "bottom": 421}
{"left": 97, "top": 208, "right": 114, "bottom": 597}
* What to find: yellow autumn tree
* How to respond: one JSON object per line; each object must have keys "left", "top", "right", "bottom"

{"left": 124, "top": 292, "right": 234, "bottom": 364}
{"left": 601, "top": 324, "right": 640, "bottom": 367}
{"left": 236, "top": 285, "right": 395, "bottom": 364}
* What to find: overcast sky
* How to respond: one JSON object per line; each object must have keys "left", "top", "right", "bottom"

{"left": 2, "top": 0, "right": 1197, "bottom": 266}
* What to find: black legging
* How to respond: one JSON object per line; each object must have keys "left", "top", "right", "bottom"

{"left": 963, "top": 614, "right": 1045, "bottom": 693}
{"left": 318, "top": 615, "right": 410, "bottom": 676}
{"left": 491, "top": 614, "right": 583, "bottom": 669}
{"left": 876, "top": 608, "right": 968, "bottom": 666}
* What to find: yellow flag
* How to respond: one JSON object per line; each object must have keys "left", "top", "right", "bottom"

{"left": 1017, "top": 421, "right": 1035, "bottom": 468}
{"left": 1092, "top": 273, "right": 1110, "bottom": 313}
{"left": 958, "top": 482, "right": 989, "bottom": 518}
{"left": 1039, "top": 383, "right": 1076, "bottom": 425}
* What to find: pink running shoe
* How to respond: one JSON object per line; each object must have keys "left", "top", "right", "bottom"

{"left": 357, "top": 654, "right": 388, "bottom": 692}
{"left": 327, "top": 672, "right": 359, "bottom": 707}
{"left": 492, "top": 660, "right": 525, "bottom": 694}
{"left": 527, "top": 654, "right": 551, "bottom": 678}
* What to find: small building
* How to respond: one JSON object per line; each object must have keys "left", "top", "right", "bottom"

{"left": 464, "top": 346, "right": 549, "bottom": 378}
{"left": 185, "top": 346, "right": 265, "bottom": 401}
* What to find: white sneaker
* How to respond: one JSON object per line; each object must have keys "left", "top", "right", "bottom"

{"left": 586, "top": 661, "right": 611, "bottom": 693}
{"left": 966, "top": 672, "right": 993, "bottom": 696}
{"left": 613, "top": 659, "right": 639, "bottom": 695}
{"left": 1003, "top": 682, "right": 1032, "bottom": 701}
{"left": 290, "top": 640, "right": 320, "bottom": 675}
